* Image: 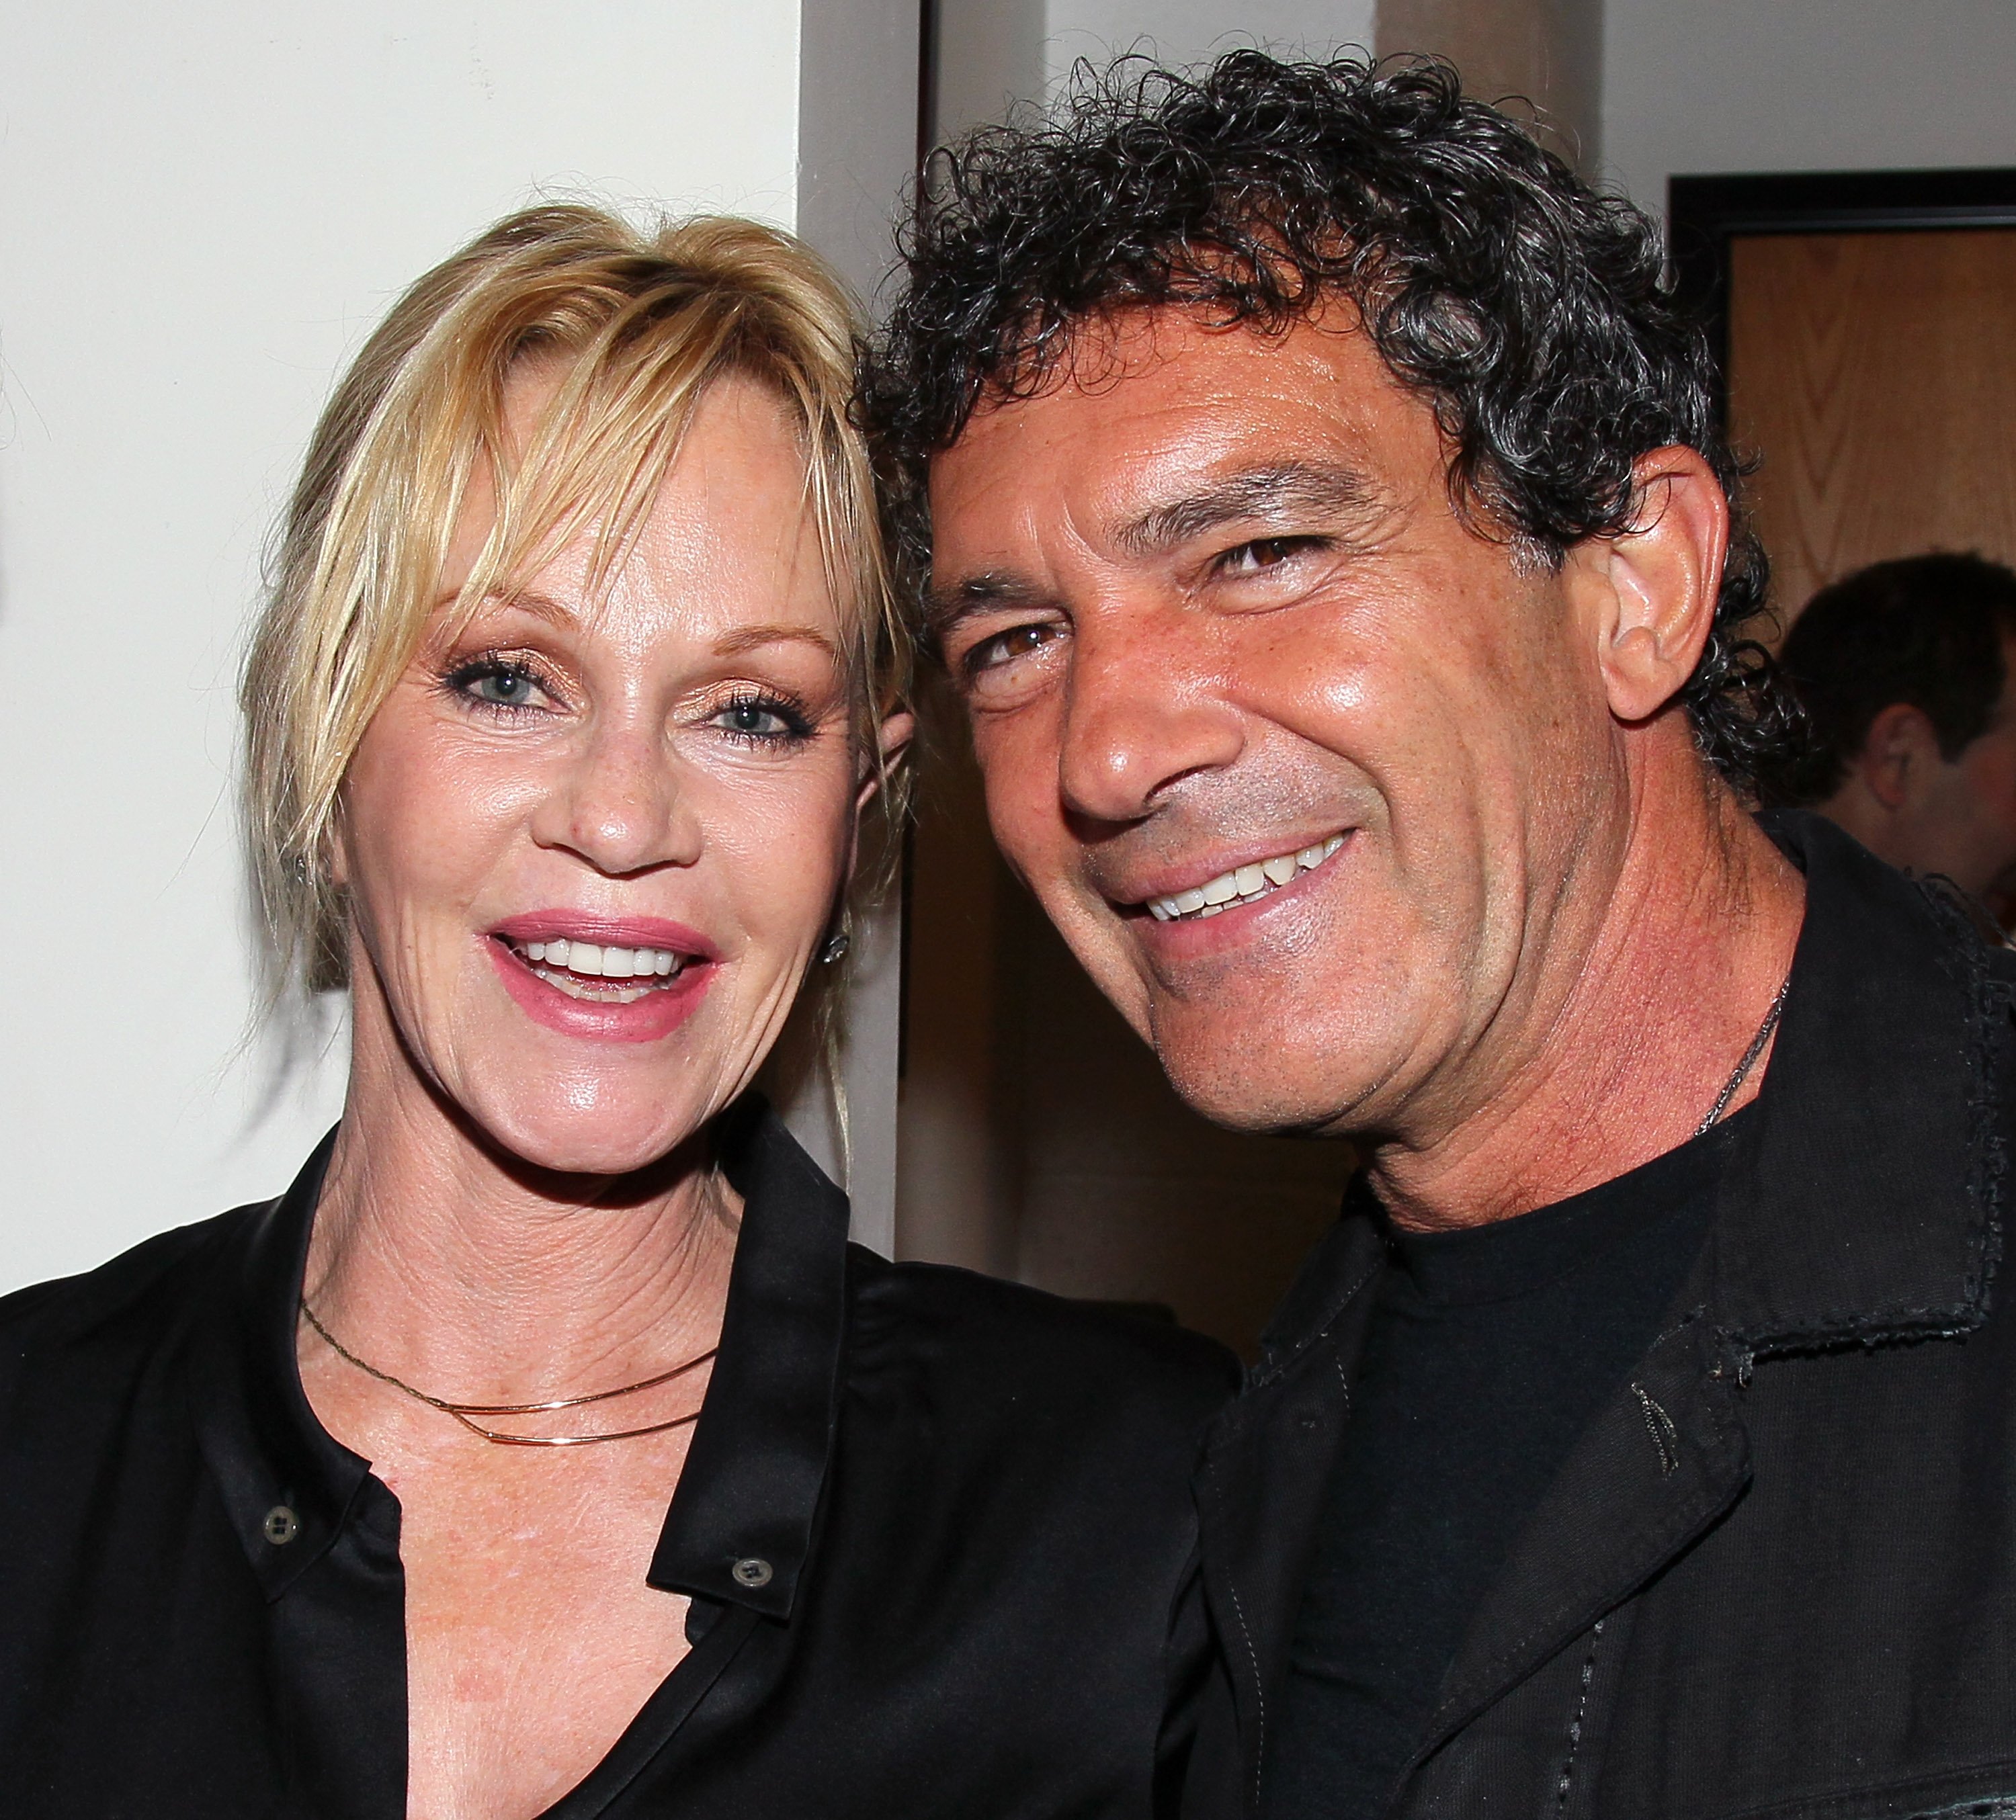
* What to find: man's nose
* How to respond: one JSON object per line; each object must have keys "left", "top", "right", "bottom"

{"left": 531, "top": 718, "right": 701, "bottom": 876}
{"left": 1055, "top": 608, "right": 1245, "bottom": 826}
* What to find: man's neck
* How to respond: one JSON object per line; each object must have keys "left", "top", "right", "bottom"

{"left": 1368, "top": 755, "right": 1807, "bottom": 1233}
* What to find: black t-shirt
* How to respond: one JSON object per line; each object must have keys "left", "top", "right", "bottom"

{"left": 1265, "top": 1110, "right": 1746, "bottom": 1820}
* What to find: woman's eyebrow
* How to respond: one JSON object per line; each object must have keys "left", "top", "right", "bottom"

{"left": 710, "top": 621, "right": 843, "bottom": 661}
{"left": 431, "top": 588, "right": 581, "bottom": 626}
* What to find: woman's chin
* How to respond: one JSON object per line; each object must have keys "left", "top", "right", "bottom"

{"left": 465, "top": 1090, "right": 714, "bottom": 1182}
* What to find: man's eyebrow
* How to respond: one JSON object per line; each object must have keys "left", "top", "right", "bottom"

{"left": 921, "top": 570, "right": 1046, "bottom": 643}
{"left": 1112, "top": 460, "right": 1384, "bottom": 558}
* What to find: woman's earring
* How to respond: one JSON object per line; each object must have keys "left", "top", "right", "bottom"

{"left": 818, "top": 926, "right": 851, "bottom": 966}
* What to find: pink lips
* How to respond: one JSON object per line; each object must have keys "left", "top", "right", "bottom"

{"left": 487, "top": 911, "right": 720, "bottom": 1045}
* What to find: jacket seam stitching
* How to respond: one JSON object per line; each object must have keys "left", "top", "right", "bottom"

{"left": 1220, "top": 1562, "right": 1266, "bottom": 1811}
{"left": 1553, "top": 1617, "right": 1605, "bottom": 1815}
{"left": 1247, "top": 1259, "right": 1382, "bottom": 1391}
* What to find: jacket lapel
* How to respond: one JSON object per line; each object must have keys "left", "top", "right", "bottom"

{"left": 1402, "top": 1305, "right": 1751, "bottom": 1780}
{"left": 1194, "top": 1215, "right": 1386, "bottom": 1813}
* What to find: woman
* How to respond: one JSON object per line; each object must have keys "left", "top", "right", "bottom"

{"left": 0, "top": 207, "right": 1232, "bottom": 1817}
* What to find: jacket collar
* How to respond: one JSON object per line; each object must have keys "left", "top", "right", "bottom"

{"left": 1704, "top": 810, "right": 2007, "bottom": 1364}
{"left": 190, "top": 1095, "right": 852, "bottom": 1621}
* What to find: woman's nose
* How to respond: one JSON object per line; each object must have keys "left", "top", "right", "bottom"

{"left": 530, "top": 720, "right": 700, "bottom": 876}
{"left": 1056, "top": 611, "right": 1245, "bottom": 827}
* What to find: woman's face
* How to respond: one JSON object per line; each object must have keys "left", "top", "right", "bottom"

{"left": 336, "top": 370, "right": 906, "bottom": 1176}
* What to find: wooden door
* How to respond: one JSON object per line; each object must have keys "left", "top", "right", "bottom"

{"left": 1725, "top": 226, "right": 2016, "bottom": 621}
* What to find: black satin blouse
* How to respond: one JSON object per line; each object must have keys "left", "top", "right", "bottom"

{"left": 0, "top": 1099, "right": 1234, "bottom": 1817}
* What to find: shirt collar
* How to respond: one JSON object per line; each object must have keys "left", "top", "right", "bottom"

{"left": 189, "top": 1096, "right": 852, "bottom": 1618}
{"left": 187, "top": 1125, "right": 375, "bottom": 1600}
{"left": 648, "top": 1095, "right": 851, "bottom": 1620}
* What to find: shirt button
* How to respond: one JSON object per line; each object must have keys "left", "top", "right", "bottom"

{"left": 263, "top": 1505, "right": 301, "bottom": 1546}
{"left": 731, "top": 1556, "right": 773, "bottom": 1589}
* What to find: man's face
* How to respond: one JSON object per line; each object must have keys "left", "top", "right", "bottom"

{"left": 927, "top": 310, "right": 1631, "bottom": 1138}
{"left": 1923, "top": 637, "right": 2016, "bottom": 899}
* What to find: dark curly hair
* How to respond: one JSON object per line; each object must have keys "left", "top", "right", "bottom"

{"left": 863, "top": 50, "right": 1798, "bottom": 788}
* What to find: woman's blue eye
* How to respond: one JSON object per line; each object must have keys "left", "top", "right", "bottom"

{"left": 472, "top": 667, "right": 536, "bottom": 705}
{"left": 715, "top": 694, "right": 811, "bottom": 742}
{"left": 443, "top": 656, "right": 548, "bottom": 710}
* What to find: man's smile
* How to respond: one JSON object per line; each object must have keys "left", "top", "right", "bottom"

{"left": 1138, "top": 830, "right": 1349, "bottom": 923}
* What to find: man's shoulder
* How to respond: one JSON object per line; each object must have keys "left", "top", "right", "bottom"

{"left": 845, "top": 1248, "right": 1240, "bottom": 1435}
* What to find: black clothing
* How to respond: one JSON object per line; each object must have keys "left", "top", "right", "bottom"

{"left": 0, "top": 1098, "right": 1235, "bottom": 1818}
{"left": 1187, "top": 812, "right": 2016, "bottom": 1819}
{"left": 1266, "top": 1122, "right": 1730, "bottom": 1819}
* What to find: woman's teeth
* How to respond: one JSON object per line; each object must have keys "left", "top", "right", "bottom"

{"left": 1146, "top": 833, "right": 1346, "bottom": 923}
{"left": 514, "top": 938, "right": 684, "bottom": 1003}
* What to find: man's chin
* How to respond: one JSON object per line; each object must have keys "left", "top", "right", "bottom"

{"left": 1151, "top": 1034, "right": 1379, "bottom": 1137}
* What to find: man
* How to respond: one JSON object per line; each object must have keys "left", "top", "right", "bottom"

{"left": 1772, "top": 551, "right": 2016, "bottom": 903}
{"left": 868, "top": 52, "right": 2016, "bottom": 1820}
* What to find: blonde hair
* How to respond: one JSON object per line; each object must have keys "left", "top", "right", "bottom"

{"left": 241, "top": 204, "right": 908, "bottom": 1000}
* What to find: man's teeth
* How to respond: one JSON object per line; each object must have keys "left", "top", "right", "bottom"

{"left": 1146, "top": 834, "right": 1345, "bottom": 923}
{"left": 516, "top": 938, "right": 684, "bottom": 1002}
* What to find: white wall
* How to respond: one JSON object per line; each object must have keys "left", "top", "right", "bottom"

{"left": 934, "top": 0, "right": 1376, "bottom": 141}
{"left": 1043, "top": 0, "right": 1376, "bottom": 82}
{"left": 1603, "top": 0, "right": 2016, "bottom": 211}
{"left": 0, "top": 2, "right": 816, "bottom": 1287}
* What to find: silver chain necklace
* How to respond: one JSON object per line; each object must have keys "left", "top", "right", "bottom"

{"left": 1693, "top": 973, "right": 1792, "bottom": 1139}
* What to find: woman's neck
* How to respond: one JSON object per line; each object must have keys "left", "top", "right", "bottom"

{"left": 304, "top": 1042, "right": 739, "bottom": 1404}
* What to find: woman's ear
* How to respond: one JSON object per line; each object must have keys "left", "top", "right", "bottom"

{"left": 856, "top": 708, "right": 916, "bottom": 812}
{"left": 1563, "top": 445, "right": 1730, "bottom": 726}
{"left": 327, "top": 808, "right": 351, "bottom": 890}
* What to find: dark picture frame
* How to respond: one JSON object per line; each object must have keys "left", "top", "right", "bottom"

{"left": 1667, "top": 167, "right": 2016, "bottom": 424}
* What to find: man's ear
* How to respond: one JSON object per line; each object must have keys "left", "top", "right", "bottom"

{"left": 1562, "top": 445, "right": 1729, "bottom": 726}
{"left": 1852, "top": 701, "right": 1943, "bottom": 811}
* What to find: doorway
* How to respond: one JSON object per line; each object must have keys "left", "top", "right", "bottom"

{"left": 1669, "top": 169, "right": 2016, "bottom": 621}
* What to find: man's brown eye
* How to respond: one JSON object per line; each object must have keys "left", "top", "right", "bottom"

{"left": 970, "top": 623, "right": 1055, "bottom": 673}
{"left": 1229, "top": 538, "right": 1300, "bottom": 571}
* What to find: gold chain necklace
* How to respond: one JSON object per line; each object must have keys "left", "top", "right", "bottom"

{"left": 298, "top": 1299, "right": 718, "bottom": 1447}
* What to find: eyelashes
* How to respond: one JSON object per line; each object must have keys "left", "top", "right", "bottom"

{"left": 439, "top": 653, "right": 554, "bottom": 715}
{"left": 712, "top": 687, "right": 816, "bottom": 746}
{"left": 435, "top": 650, "right": 818, "bottom": 748}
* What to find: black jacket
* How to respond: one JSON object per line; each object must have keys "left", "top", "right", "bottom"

{"left": 1188, "top": 814, "right": 2016, "bottom": 1819}
{"left": 0, "top": 1098, "right": 1235, "bottom": 1817}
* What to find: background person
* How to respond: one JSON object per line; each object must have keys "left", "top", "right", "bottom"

{"left": 1769, "top": 551, "right": 2016, "bottom": 902}
{"left": 870, "top": 52, "right": 2016, "bottom": 1820}
{"left": 0, "top": 204, "right": 1232, "bottom": 1819}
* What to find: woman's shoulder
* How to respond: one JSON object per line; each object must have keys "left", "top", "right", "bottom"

{"left": 0, "top": 1203, "right": 265, "bottom": 1369}
{"left": 844, "top": 1247, "right": 1241, "bottom": 1432}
